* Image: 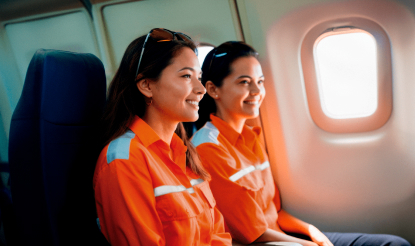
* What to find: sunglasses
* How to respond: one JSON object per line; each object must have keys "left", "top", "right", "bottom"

{"left": 206, "top": 41, "right": 258, "bottom": 78}
{"left": 135, "top": 28, "right": 193, "bottom": 77}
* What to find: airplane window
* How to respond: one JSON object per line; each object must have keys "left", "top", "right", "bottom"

{"left": 301, "top": 22, "right": 392, "bottom": 133}
{"left": 197, "top": 45, "right": 214, "bottom": 66}
{"left": 314, "top": 31, "right": 377, "bottom": 119}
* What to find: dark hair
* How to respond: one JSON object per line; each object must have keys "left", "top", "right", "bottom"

{"left": 100, "top": 31, "right": 210, "bottom": 180}
{"left": 195, "top": 41, "right": 258, "bottom": 129}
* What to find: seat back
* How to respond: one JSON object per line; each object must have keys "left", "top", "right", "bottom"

{"left": 9, "top": 49, "right": 108, "bottom": 246}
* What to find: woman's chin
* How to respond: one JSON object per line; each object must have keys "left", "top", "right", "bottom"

{"left": 181, "top": 114, "right": 199, "bottom": 123}
{"left": 242, "top": 110, "right": 260, "bottom": 119}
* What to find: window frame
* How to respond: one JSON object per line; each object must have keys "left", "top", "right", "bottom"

{"left": 196, "top": 43, "right": 215, "bottom": 67}
{"left": 301, "top": 18, "right": 392, "bottom": 133}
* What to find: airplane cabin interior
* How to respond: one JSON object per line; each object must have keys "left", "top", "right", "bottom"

{"left": 0, "top": 0, "right": 414, "bottom": 245}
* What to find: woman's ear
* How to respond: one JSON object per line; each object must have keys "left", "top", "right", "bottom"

{"left": 136, "top": 78, "right": 153, "bottom": 98}
{"left": 205, "top": 81, "right": 219, "bottom": 99}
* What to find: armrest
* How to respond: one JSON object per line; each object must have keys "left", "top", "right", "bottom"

{"left": 233, "top": 241, "right": 302, "bottom": 246}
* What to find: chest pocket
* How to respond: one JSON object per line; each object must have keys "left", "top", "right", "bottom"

{"left": 197, "top": 181, "right": 216, "bottom": 208}
{"left": 234, "top": 166, "right": 265, "bottom": 190}
{"left": 234, "top": 167, "right": 269, "bottom": 210}
{"left": 193, "top": 181, "right": 216, "bottom": 232}
{"left": 155, "top": 190, "right": 203, "bottom": 222}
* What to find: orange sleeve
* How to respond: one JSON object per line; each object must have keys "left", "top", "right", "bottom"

{"left": 94, "top": 151, "right": 165, "bottom": 246}
{"left": 273, "top": 182, "right": 282, "bottom": 211}
{"left": 197, "top": 143, "right": 268, "bottom": 244}
{"left": 272, "top": 177, "right": 310, "bottom": 236}
{"left": 211, "top": 206, "right": 233, "bottom": 245}
{"left": 277, "top": 209, "right": 311, "bottom": 236}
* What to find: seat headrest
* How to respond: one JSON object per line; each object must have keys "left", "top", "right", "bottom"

{"left": 13, "top": 49, "right": 106, "bottom": 125}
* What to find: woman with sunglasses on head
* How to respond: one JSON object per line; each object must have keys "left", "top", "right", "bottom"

{"left": 93, "top": 28, "right": 232, "bottom": 246}
{"left": 192, "top": 41, "right": 411, "bottom": 246}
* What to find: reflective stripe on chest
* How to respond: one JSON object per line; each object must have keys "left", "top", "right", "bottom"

{"left": 154, "top": 178, "right": 204, "bottom": 197}
{"left": 229, "top": 161, "right": 270, "bottom": 182}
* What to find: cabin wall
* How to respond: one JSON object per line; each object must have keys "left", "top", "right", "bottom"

{"left": 0, "top": 25, "right": 22, "bottom": 162}
{"left": 237, "top": 0, "right": 415, "bottom": 242}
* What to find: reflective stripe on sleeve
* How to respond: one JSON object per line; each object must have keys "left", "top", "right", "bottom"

{"left": 154, "top": 179, "right": 204, "bottom": 197}
{"left": 190, "top": 178, "right": 204, "bottom": 186}
{"left": 229, "top": 161, "right": 270, "bottom": 182}
{"left": 257, "top": 161, "right": 270, "bottom": 170}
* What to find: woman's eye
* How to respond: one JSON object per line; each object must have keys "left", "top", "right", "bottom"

{"left": 240, "top": 80, "right": 249, "bottom": 84}
{"left": 258, "top": 80, "right": 264, "bottom": 84}
{"left": 182, "top": 74, "right": 191, "bottom": 78}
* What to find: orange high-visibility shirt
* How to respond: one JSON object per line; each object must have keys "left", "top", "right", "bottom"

{"left": 191, "top": 115, "right": 282, "bottom": 244}
{"left": 93, "top": 116, "right": 232, "bottom": 246}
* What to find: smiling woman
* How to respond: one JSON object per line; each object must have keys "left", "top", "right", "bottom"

{"left": 93, "top": 28, "right": 232, "bottom": 246}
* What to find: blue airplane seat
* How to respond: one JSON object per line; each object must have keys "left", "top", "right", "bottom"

{"left": 8, "top": 49, "right": 109, "bottom": 246}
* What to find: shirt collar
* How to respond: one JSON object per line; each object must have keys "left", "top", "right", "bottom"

{"left": 129, "top": 115, "right": 187, "bottom": 154}
{"left": 170, "top": 133, "right": 188, "bottom": 155}
{"left": 210, "top": 114, "right": 261, "bottom": 146}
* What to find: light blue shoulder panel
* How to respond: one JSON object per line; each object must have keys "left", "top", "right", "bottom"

{"left": 106, "top": 130, "right": 136, "bottom": 164}
{"left": 191, "top": 122, "right": 220, "bottom": 147}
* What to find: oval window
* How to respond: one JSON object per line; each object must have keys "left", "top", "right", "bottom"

{"left": 301, "top": 20, "right": 392, "bottom": 133}
{"left": 314, "top": 31, "right": 377, "bottom": 119}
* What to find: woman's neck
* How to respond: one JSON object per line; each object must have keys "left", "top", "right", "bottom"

{"left": 142, "top": 111, "right": 177, "bottom": 145}
{"left": 215, "top": 110, "right": 245, "bottom": 134}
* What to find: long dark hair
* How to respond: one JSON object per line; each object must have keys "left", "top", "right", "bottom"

{"left": 101, "top": 31, "right": 210, "bottom": 180}
{"left": 195, "top": 41, "right": 258, "bottom": 129}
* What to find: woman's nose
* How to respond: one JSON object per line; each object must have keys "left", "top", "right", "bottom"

{"left": 250, "top": 82, "right": 261, "bottom": 95}
{"left": 193, "top": 78, "right": 207, "bottom": 96}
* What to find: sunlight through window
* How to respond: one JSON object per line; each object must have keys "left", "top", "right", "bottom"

{"left": 197, "top": 45, "right": 214, "bottom": 67}
{"left": 314, "top": 31, "right": 378, "bottom": 119}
